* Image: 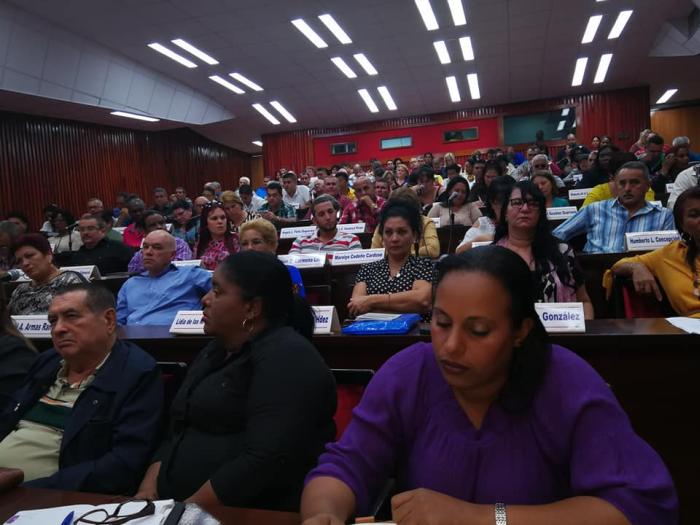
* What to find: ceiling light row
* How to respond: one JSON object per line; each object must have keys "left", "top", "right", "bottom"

{"left": 331, "top": 54, "right": 378, "bottom": 78}
{"left": 208, "top": 72, "right": 264, "bottom": 94}
{"left": 358, "top": 86, "right": 397, "bottom": 113}
{"left": 252, "top": 101, "right": 297, "bottom": 125}
{"left": 581, "top": 10, "right": 633, "bottom": 44}
{"left": 656, "top": 89, "right": 678, "bottom": 105}
{"left": 433, "top": 36, "right": 474, "bottom": 64}
{"left": 148, "top": 39, "right": 220, "bottom": 68}
{"left": 571, "top": 54, "right": 613, "bottom": 86}
{"left": 292, "top": 14, "right": 352, "bottom": 48}
{"left": 415, "top": 0, "right": 466, "bottom": 31}
{"left": 445, "top": 74, "right": 480, "bottom": 102}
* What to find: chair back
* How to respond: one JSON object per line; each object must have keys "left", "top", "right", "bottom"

{"left": 331, "top": 368, "right": 374, "bottom": 440}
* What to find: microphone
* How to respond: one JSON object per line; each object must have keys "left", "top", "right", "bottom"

{"left": 448, "top": 192, "right": 460, "bottom": 205}
{"left": 66, "top": 221, "right": 80, "bottom": 229}
{"left": 0, "top": 269, "right": 23, "bottom": 282}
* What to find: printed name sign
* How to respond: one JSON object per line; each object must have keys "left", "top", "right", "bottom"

{"left": 546, "top": 206, "right": 577, "bottom": 221}
{"left": 534, "top": 303, "right": 586, "bottom": 333}
{"left": 173, "top": 259, "right": 203, "bottom": 268}
{"left": 329, "top": 248, "right": 385, "bottom": 266}
{"left": 169, "top": 310, "right": 205, "bottom": 335}
{"left": 338, "top": 223, "right": 366, "bottom": 234}
{"left": 625, "top": 230, "right": 680, "bottom": 252}
{"left": 312, "top": 306, "right": 341, "bottom": 334}
{"left": 568, "top": 188, "right": 592, "bottom": 201}
{"left": 278, "top": 253, "right": 327, "bottom": 269}
{"left": 279, "top": 226, "right": 316, "bottom": 239}
{"left": 12, "top": 315, "right": 51, "bottom": 338}
{"left": 429, "top": 217, "right": 442, "bottom": 228}
{"left": 61, "top": 265, "right": 101, "bottom": 280}
{"left": 666, "top": 183, "right": 674, "bottom": 194}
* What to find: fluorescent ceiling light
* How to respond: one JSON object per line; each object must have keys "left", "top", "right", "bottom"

{"left": 318, "top": 14, "right": 352, "bottom": 44}
{"left": 147, "top": 43, "right": 197, "bottom": 68}
{"left": 557, "top": 120, "right": 566, "bottom": 131}
{"left": 447, "top": 0, "right": 467, "bottom": 26}
{"left": 171, "top": 39, "right": 219, "bottom": 65}
{"left": 353, "top": 53, "right": 378, "bottom": 75}
{"left": 377, "top": 86, "right": 398, "bottom": 110}
{"left": 252, "top": 141, "right": 263, "bottom": 147}
{"left": 561, "top": 108, "right": 570, "bottom": 116}
{"left": 446, "top": 76, "right": 461, "bottom": 102}
{"left": 291, "top": 19, "right": 328, "bottom": 48}
{"left": 229, "top": 73, "right": 263, "bottom": 91}
{"left": 608, "top": 10, "right": 633, "bottom": 39}
{"left": 466, "top": 73, "right": 480, "bottom": 99}
{"left": 110, "top": 111, "right": 159, "bottom": 122}
{"left": 252, "top": 103, "right": 281, "bottom": 125}
{"left": 656, "top": 89, "right": 678, "bottom": 104}
{"left": 331, "top": 57, "right": 357, "bottom": 78}
{"left": 459, "top": 36, "right": 474, "bottom": 61}
{"left": 571, "top": 57, "right": 588, "bottom": 86}
{"left": 581, "top": 15, "right": 603, "bottom": 44}
{"left": 414, "top": 0, "right": 439, "bottom": 31}
{"left": 433, "top": 41, "right": 451, "bottom": 64}
{"left": 270, "top": 101, "right": 297, "bottom": 123}
{"left": 593, "top": 53, "right": 613, "bottom": 84}
{"left": 358, "top": 89, "right": 379, "bottom": 113}
{"left": 209, "top": 75, "right": 245, "bottom": 94}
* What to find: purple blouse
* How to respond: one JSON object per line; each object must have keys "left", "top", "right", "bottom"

{"left": 306, "top": 343, "right": 677, "bottom": 524}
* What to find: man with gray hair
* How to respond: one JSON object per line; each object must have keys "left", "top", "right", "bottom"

{"left": 554, "top": 161, "right": 675, "bottom": 253}
{"left": 672, "top": 135, "right": 700, "bottom": 162}
{"left": 289, "top": 195, "right": 361, "bottom": 253}
{"left": 69, "top": 214, "right": 133, "bottom": 274}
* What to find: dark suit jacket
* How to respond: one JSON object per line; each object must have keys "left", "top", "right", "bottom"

{"left": 0, "top": 339, "right": 163, "bottom": 494}
{"left": 0, "top": 334, "right": 36, "bottom": 406}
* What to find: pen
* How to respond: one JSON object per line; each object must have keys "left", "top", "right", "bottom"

{"left": 59, "top": 511, "right": 74, "bottom": 525}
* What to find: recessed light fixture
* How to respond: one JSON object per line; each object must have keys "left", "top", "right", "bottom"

{"left": 209, "top": 75, "right": 245, "bottom": 94}
{"left": 147, "top": 43, "right": 197, "bottom": 68}
{"left": 593, "top": 53, "right": 613, "bottom": 84}
{"left": 561, "top": 108, "right": 570, "bottom": 116}
{"left": 252, "top": 141, "right": 263, "bottom": 147}
{"left": 291, "top": 19, "right": 328, "bottom": 48}
{"left": 571, "top": 57, "right": 588, "bottom": 87}
{"left": 447, "top": 0, "right": 467, "bottom": 26}
{"left": 318, "top": 14, "right": 352, "bottom": 44}
{"left": 270, "top": 101, "right": 297, "bottom": 123}
{"left": 377, "top": 86, "right": 398, "bottom": 110}
{"left": 557, "top": 120, "right": 566, "bottom": 131}
{"left": 459, "top": 36, "right": 474, "bottom": 61}
{"left": 358, "top": 89, "right": 379, "bottom": 113}
{"left": 353, "top": 54, "right": 378, "bottom": 75}
{"left": 171, "top": 39, "right": 219, "bottom": 65}
{"left": 331, "top": 57, "right": 358, "bottom": 78}
{"left": 110, "top": 111, "right": 159, "bottom": 122}
{"left": 581, "top": 15, "right": 603, "bottom": 44}
{"left": 466, "top": 73, "right": 480, "bottom": 99}
{"left": 415, "top": 0, "right": 439, "bottom": 31}
{"left": 656, "top": 89, "right": 678, "bottom": 104}
{"left": 446, "top": 76, "right": 461, "bottom": 102}
{"left": 433, "top": 41, "right": 451, "bottom": 64}
{"left": 608, "top": 10, "right": 633, "bottom": 39}
{"left": 229, "top": 73, "right": 263, "bottom": 91}
{"left": 252, "top": 103, "right": 281, "bottom": 125}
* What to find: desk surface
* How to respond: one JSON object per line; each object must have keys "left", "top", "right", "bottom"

{"left": 0, "top": 487, "right": 299, "bottom": 525}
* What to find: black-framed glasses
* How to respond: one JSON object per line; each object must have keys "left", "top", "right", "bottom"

{"left": 509, "top": 198, "right": 541, "bottom": 209}
{"left": 75, "top": 500, "right": 155, "bottom": 525}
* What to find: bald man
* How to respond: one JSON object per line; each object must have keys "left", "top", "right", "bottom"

{"left": 116, "top": 231, "right": 211, "bottom": 326}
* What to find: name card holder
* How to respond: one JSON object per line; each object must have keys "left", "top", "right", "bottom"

{"left": 169, "top": 310, "right": 205, "bottom": 335}
{"left": 429, "top": 217, "right": 442, "bottom": 228}
{"left": 173, "top": 260, "right": 203, "bottom": 268}
{"left": 12, "top": 315, "right": 52, "bottom": 339}
{"left": 545, "top": 206, "right": 577, "bottom": 221}
{"left": 666, "top": 183, "right": 674, "bottom": 194}
{"left": 568, "top": 188, "right": 592, "bottom": 201}
{"left": 329, "top": 248, "right": 385, "bottom": 266}
{"left": 338, "top": 223, "right": 366, "bottom": 234}
{"left": 278, "top": 253, "right": 327, "bottom": 269}
{"left": 471, "top": 241, "right": 492, "bottom": 248}
{"left": 279, "top": 226, "right": 316, "bottom": 239}
{"left": 312, "top": 306, "right": 341, "bottom": 334}
{"left": 534, "top": 303, "right": 585, "bottom": 333}
{"left": 61, "top": 265, "right": 101, "bottom": 280}
{"left": 624, "top": 230, "right": 680, "bottom": 252}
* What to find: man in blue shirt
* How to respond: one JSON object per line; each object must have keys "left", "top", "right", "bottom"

{"left": 553, "top": 161, "right": 675, "bottom": 253}
{"left": 117, "top": 230, "right": 211, "bottom": 325}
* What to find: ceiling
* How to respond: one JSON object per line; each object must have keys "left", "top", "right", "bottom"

{"left": 2, "top": 0, "right": 699, "bottom": 153}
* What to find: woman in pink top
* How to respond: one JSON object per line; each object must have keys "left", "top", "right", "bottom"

{"left": 195, "top": 201, "right": 239, "bottom": 270}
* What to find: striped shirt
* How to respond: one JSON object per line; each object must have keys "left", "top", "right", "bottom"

{"left": 289, "top": 230, "right": 362, "bottom": 253}
{"left": 553, "top": 198, "right": 675, "bottom": 254}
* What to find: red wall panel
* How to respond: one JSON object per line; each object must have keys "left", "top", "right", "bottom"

{"left": 0, "top": 112, "right": 251, "bottom": 227}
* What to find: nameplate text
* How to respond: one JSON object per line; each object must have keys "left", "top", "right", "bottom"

{"left": 329, "top": 248, "right": 385, "bottom": 266}
{"left": 338, "top": 223, "right": 366, "bottom": 234}
{"left": 278, "top": 253, "right": 327, "bottom": 269}
{"left": 546, "top": 206, "right": 578, "bottom": 220}
{"left": 625, "top": 230, "right": 680, "bottom": 252}
{"left": 169, "top": 310, "right": 205, "bottom": 335}
{"left": 312, "top": 305, "right": 341, "bottom": 334}
{"left": 173, "top": 260, "right": 203, "bottom": 268}
{"left": 12, "top": 315, "right": 51, "bottom": 339}
{"left": 568, "top": 188, "right": 592, "bottom": 201}
{"left": 280, "top": 226, "right": 316, "bottom": 239}
{"left": 534, "top": 303, "right": 586, "bottom": 333}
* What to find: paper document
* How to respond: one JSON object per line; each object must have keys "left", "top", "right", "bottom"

{"left": 354, "top": 312, "right": 401, "bottom": 321}
{"left": 665, "top": 317, "right": 700, "bottom": 334}
{"left": 4, "top": 500, "right": 175, "bottom": 525}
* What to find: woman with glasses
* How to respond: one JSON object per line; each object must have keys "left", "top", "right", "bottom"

{"left": 194, "top": 202, "right": 239, "bottom": 271}
{"left": 495, "top": 181, "right": 594, "bottom": 318}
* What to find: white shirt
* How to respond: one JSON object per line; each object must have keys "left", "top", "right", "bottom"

{"left": 283, "top": 184, "right": 311, "bottom": 208}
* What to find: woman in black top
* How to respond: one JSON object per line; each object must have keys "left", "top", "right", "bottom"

{"left": 135, "top": 251, "right": 336, "bottom": 509}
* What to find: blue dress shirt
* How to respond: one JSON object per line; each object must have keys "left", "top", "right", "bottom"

{"left": 116, "top": 265, "right": 212, "bottom": 326}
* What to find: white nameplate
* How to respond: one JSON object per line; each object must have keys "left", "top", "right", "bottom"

{"left": 471, "top": 241, "right": 492, "bottom": 248}
{"left": 329, "top": 248, "right": 385, "bottom": 266}
{"left": 312, "top": 305, "right": 341, "bottom": 334}
{"left": 568, "top": 188, "right": 592, "bottom": 201}
{"left": 534, "top": 302, "right": 585, "bottom": 333}
{"left": 546, "top": 206, "right": 577, "bottom": 220}
{"left": 60, "top": 265, "right": 101, "bottom": 280}
{"left": 625, "top": 230, "right": 680, "bottom": 252}
{"left": 169, "top": 310, "right": 205, "bottom": 335}
{"left": 429, "top": 217, "right": 442, "bottom": 228}
{"left": 172, "top": 259, "right": 203, "bottom": 268}
{"left": 280, "top": 225, "right": 316, "bottom": 239}
{"left": 573, "top": 173, "right": 583, "bottom": 183}
{"left": 338, "top": 222, "right": 366, "bottom": 234}
{"left": 666, "top": 183, "right": 674, "bottom": 194}
{"left": 278, "top": 253, "right": 327, "bottom": 269}
{"left": 12, "top": 315, "right": 51, "bottom": 339}
{"left": 112, "top": 227, "right": 126, "bottom": 234}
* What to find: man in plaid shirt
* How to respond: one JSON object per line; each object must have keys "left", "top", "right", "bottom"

{"left": 289, "top": 195, "right": 361, "bottom": 253}
{"left": 340, "top": 176, "right": 386, "bottom": 233}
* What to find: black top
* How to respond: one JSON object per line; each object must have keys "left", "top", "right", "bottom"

{"left": 575, "top": 168, "right": 609, "bottom": 189}
{"left": 0, "top": 334, "right": 36, "bottom": 406}
{"left": 67, "top": 238, "right": 134, "bottom": 275}
{"left": 154, "top": 324, "right": 336, "bottom": 510}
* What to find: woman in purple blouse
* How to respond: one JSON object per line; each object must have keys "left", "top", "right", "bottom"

{"left": 195, "top": 201, "right": 239, "bottom": 271}
{"left": 302, "top": 246, "right": 677, "bottom": 525}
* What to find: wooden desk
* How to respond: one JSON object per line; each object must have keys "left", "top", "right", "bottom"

{"left": 0, "top": 487, "right": 299, "bottom": 525}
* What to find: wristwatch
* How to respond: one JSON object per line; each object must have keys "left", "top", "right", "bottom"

{"left": 495, "top": 503, "right": 507, "bottom": 525}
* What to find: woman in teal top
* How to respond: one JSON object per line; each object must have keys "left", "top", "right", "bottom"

{"left": 532, "top": 171, "right": 569, "bottom": 208}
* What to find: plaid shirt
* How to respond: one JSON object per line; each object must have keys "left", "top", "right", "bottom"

{"left": 259, "top": 201, "right": 297, "bottom": 219}
{"left": 289, "top": 230, "right": 362, "bottom": 253}
{"left": 340, "top": 196, "right": 386, "bottom": 233}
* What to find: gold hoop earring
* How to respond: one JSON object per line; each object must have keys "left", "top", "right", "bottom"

{"left": 242, "top": 317, "right": 255, "bottom": 334}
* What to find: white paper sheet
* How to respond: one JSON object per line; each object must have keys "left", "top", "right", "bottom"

{"left": 4, "top": 500, "right": 175, "bottom": 525}
{"left": 666, "top": 317, "right": 700, "bottom": 334}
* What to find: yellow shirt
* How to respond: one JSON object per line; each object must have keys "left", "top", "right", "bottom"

{"left": 581, "top": 183, "right": 656, "bottom": 208}
{"left": 608, "top": 241, "right": 700, "bottom": 318}
{"left": 371, "top": 216, "right": 440, "bottom": 259}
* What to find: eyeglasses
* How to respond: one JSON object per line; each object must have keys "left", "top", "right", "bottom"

{"left": 509, "top": 198, "right": 541, "bottom": 209}
{"left": 75, "top": 500, "right": 155, "bottom": 525}
{"left": 203, "top": 200, "right": 221, "bottom": 209}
